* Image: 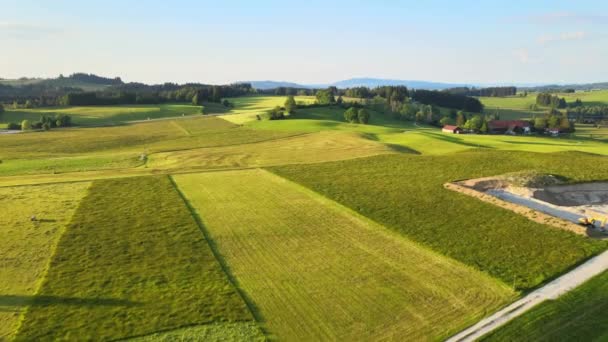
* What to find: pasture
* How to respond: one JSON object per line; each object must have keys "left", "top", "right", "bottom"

{"left": 15, "top": 176, "right": 260, "bottom": 341}
{"left": 2, "top": 104, "right": 202, "bottom": 126}
{"left": 482, "top": 270, "right": 608, "bottom": 341}
{"left": 0, "top": 182, "right": 90, "bottom": 340}
{"left": 173, "top": 169, "right": 516, "bottom": 341}
{"left": 270, "top": 151, "right": 608, "bottom": 290}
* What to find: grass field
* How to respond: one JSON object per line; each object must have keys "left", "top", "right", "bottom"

{"left": 148, "top": 131, "right": 397, "bottom": 171}
{"left": 127, "top": 322, "right": 264, "bottom": 341}
{"left": 482, "top": 270, "right": 608, "bottom": 341}
{"left": 219, "top": 96, "right": 316, "bottom": 124}
{"left": 15, "top": 176, "right": 260, "bottom": 341}
{"left": 270, "top": 151, "right": 608, "bottom": 290}
{"left": 173, "top": 169, "right": 516, "bottom": 341}
{"left": 2, "top": 104, "right": 203, "bottom": 126}
{"left": 0, "top": 182, "right": 90, "bottom": 340}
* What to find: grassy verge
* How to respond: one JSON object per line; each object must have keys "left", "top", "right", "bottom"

{"left": 0, "top": 182, "right": 90, "bottom": 340}
{"left": 15, "top": 176, "right": 258, "bottom": 341}
{"left": 269, "top": 151, "right": 608, "bottom": 290}
{"left": 482, "top": 270, "right": 608, "bottom": 341}
{"left": 173, "top": 169, "right": 516, "bottom": 341}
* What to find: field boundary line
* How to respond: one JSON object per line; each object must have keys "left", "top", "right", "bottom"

{"left": 11, "top": 182, "right": 93, "bottom": 340}
{"left": 446, "top": 250, "right": 608, "bottom": 342}
{"left": 167, "top": 175, "right": 271, "bottom": 340}
{"left": 261, "top": 167, "right": 516, "bottom": 339}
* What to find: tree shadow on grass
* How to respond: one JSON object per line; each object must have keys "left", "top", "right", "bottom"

{"left": 421, "top": 131, "right": 495, "bottom": 149}
{"left": 0, "top": 295, "right": 140, "bottom": 308}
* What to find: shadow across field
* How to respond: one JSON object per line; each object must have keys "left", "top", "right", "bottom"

{"left": 168, "top": 177, "right": 272, "bottom": 339}
{"left": 421, "top": 132, "right": 495, "bottom": 149}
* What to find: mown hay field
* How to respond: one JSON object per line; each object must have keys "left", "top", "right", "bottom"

{"left": 173, "top": 169, "right": 516, "bottom": 341}
{"left": 270, "top": 151, "right": 608, "bottom": 290}
{"left": 15, "top": 176, "right": 261, "bottom": 341}
{"left": 482, "top": 270, "right": 608, "bottom": 341}
{"left": 2, "top": 104, "right": 202, "bottom": 126}
{"left": 148, "top": 131, "right": 397, "bottom": 171}
{"left": 0, "top": 182, "right": 90, "bottom": 340}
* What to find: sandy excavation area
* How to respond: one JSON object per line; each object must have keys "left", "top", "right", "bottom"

{"left": 449, "top": 175, "right": 608, "bottom": 237}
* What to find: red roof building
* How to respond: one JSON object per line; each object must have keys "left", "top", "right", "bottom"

{"left": 442, "top": 125, "right": 462, "bottom": 134}
{"left": 488, "top": 120, "right": 530, "bottom": 133}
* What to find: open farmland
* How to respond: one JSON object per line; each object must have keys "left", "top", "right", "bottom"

{"left": 14, "top": 176, "right": 262, "bottom": 341}
{"left": 2, "top": 104, "right": 202, "bottom": 126}
{"left": 270, "top": 151, "right": 608, "bottom": 290}
{"left": 482, "top": 270, "right": 608, "bottom": 341}
{"left": 173, "top": 169, "right": 516, "bottom": 341}
{"left": 0, "top": 182, "right": 90, "bottom": 340}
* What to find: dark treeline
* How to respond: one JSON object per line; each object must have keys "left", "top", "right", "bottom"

{"left": 411, "top": 89, "right": 483, "bottom": 112}
{"left": 536, "top": 93, "right": 567, "bottom": 108}
{"left": 444, "top": 86, "right": 517, "bottom": 97}
{"left": 61, "top": 83, "right": 254, "bottom": 106}
{"left": 65, "top": 73, "right": 123, "bottom": 85}
{"left": 0, "top": 83, "right": 82, "bottom": 104}
{"left": 566, "top": 106, "right": 608, "bottom": 123}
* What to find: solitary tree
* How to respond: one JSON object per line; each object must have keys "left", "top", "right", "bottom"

{"left": 284, "top": 95, "right": 297, "bottom": 114}
{"left": 191, "top": 93, "right": 199, "bottom": 106}
{"left": 21, "top": 119, "right": 32, "bottom": 130}
{"left": 358, "top": 109, "right": 370, "bottom": 124}
{"left": 534, "top": 117, "right": 547, "bottom": 131}
{"left": 456, "top": 111, "right": 466, "bottom": 127}
{"left": 344, "top": 107, "right": 358, "bottom": 123}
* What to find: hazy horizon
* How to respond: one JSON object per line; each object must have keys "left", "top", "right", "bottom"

{"left": 2, "top": 0, "right": 607, "bottom": 85}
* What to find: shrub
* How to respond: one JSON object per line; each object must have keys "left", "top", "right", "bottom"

{"left": 268, "top": 106, "right": 285, "bottom": 120}
{"left": 344, "top": 107, "right": 358, "bottom": 123}
{"left": 284, "top": 95, "right": 297, "bottom": 114}
{"left": 358, "top": 109, "right": 370, "bottom": 124}
{"left": 7, "top": 122, "right": 21, "bottom": 130}
{"left": 21, "top": 120, "right": 32, "bottom": 130}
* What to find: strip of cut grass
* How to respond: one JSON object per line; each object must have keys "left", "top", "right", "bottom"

{"left": 173, "top": 169, "right": 516, "bottom": 341}
{"left": 3, "top": 104, "right": 202, "bottom": 126}
{"left": 482, "top": 270, "right": 608, "bottom": 341}
{"left": 269, "top": 151, "right": 608, "bottom": 290}
{"left": 15, "top": 176, "right": 258, "bottom": 341}
{"left": 0, "top": 182, "right": 90, "bottom": 340}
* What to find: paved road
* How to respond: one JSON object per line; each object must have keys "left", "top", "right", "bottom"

{"left": 446, "top": 250, "right": 608, "bottom": 342}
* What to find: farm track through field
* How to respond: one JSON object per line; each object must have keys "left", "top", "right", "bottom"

{"left": 448, "top": 250, "right": 608, "bottom": 341}
{"left": 173, "top": 169, "right": 515, "bottom": 341}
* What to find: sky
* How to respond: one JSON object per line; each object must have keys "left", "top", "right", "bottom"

{"left": 1, "top": 0, "right": 608, "bottom": 85}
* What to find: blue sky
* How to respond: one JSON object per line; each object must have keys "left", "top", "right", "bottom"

{"left": 1, "top": 0, "right": 607, "bottom": 85}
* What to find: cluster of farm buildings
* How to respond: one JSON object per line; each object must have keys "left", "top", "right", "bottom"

{"left": 442, "top": 120, "right": 560, "bottom": 135}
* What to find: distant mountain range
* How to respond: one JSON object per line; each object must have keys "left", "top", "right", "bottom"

{"left": 246, "top": 78, "right": 549, "bottom": 90}
{"left": 246, "top": 78, "right": 472, "bottom": 90}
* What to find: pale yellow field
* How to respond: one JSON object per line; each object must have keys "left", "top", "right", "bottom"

{"left": 148, "top": 131, "right": 396, "bottom": 170}
{"left": 0, "top": 182, "right": 90, "bottom": 339}
{"left": 173, "top": 169, "right": 516, "bottom": 341}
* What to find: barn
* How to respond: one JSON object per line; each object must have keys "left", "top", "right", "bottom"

{"left": 442, "top": 125, "right": 462, "bottom": 134}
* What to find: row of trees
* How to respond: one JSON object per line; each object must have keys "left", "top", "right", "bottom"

{"left": 343, "top": 107, "right": 370, "bottom": 124}
{"left": 444, "top": 86, "right": 517, "bottom": 97}
{"left": 533, "top": 110, "right": 574, "bottom": 132}
{"left": 536, "top": 93, "right": 567, "bottom": 108}
{"left": 566, "top": 105, "right": 608, "bottom": 123}
{"left": 11, "top": 114, "right": 72, "bottom": 131}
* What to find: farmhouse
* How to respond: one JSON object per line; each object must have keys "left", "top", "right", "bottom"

{"left": 488, "top": 120, "right": 530, "bottom": 134}
{"left": 442, "top": 125, "right": 462, "bottom": 134}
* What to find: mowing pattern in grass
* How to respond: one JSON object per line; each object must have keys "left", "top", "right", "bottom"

{"left": 0, "top": 182, "right": 90, "bottom": 340}
{"left": 173, "top": 169, "right": 516, "bottom": 341}
{"left": 15, "top": 176, "right": 258, "bottom": 341}
{"left": 482, "top": 270, "right": 608, "bottom": 341}
{"left": 127, "top": 322, "right": 264, "bottom": 342}
{"left": 270, "top": 151, "right": 608, "bottom": 290}
{"left": 149, "top": 131, "right": 396, "bottom": 170}
{"left": 3, "top": 104, "right": 202, "bottom": 126}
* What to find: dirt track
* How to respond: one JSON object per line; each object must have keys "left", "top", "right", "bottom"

{"left": 446, "top": 249, "right": 608, "bottom": 342}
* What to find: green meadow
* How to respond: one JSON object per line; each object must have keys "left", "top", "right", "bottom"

{"left": 482, "top": 270, "right": 608, "bottom": 341}
{"left": 15, "top": 176, "right": 259, "bottom": 341}
{"left": 1, "top": 95, "right": 608, "bottom": 340}
{"left": 174, "top": 169, "right": 515, "bottom": 341}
